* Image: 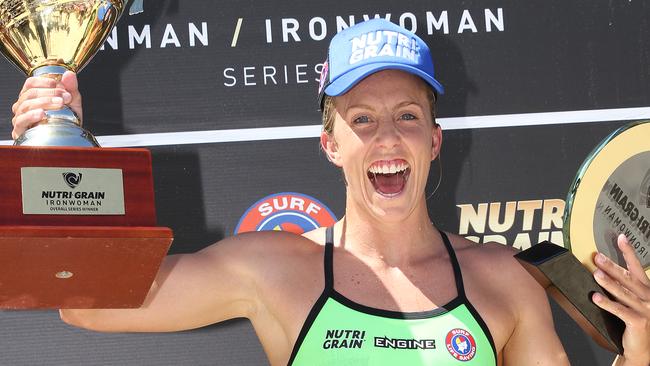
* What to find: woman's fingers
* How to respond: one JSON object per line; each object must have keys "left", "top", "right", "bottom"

{"left": 11, "top": 109, "right": 45, "bottom": 140}
{"left": 11, "top": 74, "right": 78, "bottom": 139}
{"left": 14, "top": 90, "right": 71, "bottom": 115}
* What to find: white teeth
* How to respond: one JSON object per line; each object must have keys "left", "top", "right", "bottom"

{"left": 368, "top": 161, "right": 409, "bottom": 174}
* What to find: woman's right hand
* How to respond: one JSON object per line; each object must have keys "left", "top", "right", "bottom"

{"left": 11, "top": 71, "right": 83, "bottom": 140}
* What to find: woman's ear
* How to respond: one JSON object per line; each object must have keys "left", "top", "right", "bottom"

{"left": 321, "top": 131, "right": 343, "bottom": 167}
{"left": 431, "top": 124, "right": 442, "bottom": 161}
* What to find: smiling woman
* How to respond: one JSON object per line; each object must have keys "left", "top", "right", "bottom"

{"left": 320, "top": 69, "right": 440, "bottom": 222}
{"left": 9, "top": 16, "right": 650, "bottom": 366}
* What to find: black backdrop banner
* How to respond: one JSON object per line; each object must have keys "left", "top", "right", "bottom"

{"left": 1, "top": 0, "right": 649, "bottom": 365}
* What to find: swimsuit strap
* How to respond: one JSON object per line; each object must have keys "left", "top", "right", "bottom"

{"left": 324, "top": 226, "right": 334, "bottom": 291}
{"left": 439, "top": 230, "right": 466, "bottom": 299}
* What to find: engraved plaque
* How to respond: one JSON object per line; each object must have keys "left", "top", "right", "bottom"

{"left": 21, "top": 167, "right": 125, "bottom": 215}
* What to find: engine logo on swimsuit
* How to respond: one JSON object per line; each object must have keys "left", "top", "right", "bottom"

{"left": 235, "top": 192, "right": 337, "bottom": 235}
{"left": 445, "top": 328, "right": 476, "bottom": 361}
{"left": 374, "top": 336, "right": 436, "bottom": 349}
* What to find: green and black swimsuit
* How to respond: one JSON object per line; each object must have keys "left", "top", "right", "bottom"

{"left": 288, "top": 227, "right": 497, "bottom": 365}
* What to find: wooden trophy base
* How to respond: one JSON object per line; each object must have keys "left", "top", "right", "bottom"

{"left": 515, "top": 241, "right": 624, "bottom": 354}
{"left": 0, "top": 146, "right": 174, "bottom": 309}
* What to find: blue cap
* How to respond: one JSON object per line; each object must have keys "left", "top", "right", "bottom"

{"left": 318, "top": 19, "right": 444, "bottom": 109}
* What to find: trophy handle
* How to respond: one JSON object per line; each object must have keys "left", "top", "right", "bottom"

{"left": 14, "top": 65, "right": 100, "bottom": 148}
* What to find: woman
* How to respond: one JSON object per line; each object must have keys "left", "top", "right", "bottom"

{"left": 11, "top": 18, "right": 650, "bottom": 365}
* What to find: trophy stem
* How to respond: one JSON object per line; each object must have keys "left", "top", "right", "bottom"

{"left": 31, "top": 65, "right": 82, "bottom": 128}
{"left": 31, "top": 65, "right": 70, "bottom": 79}
{"left": 13, "top": 66, "right": 101, "bottom": 147}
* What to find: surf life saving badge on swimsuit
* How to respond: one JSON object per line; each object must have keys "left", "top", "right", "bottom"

{"left": 563, "top": 120, "right": 650, "bottom": 275}
{"left": 445, "top": 328, "right": 477, "bottom": 361}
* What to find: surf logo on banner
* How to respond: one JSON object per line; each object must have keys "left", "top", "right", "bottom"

{"left": 235, "top": 192, "right": 337, "bottom": 235}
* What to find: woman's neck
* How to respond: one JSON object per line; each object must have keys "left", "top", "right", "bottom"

{"left": 335, "top": 201, "right": 444, "bottom": 268}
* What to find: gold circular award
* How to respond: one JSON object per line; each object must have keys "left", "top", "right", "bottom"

{"left": 564, "top": 120, "right": 650, "bottom": 275}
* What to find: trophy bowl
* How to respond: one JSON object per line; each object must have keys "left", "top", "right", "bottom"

{"left": 0, "top": 0, "right": 126, "bottom": 146}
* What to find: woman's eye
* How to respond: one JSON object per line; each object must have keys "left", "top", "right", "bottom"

{"left": 353, "top": 115, "right": 370, "bottom": 124}
{"left": 400, "top": 113, "right": 417, "bottom": 121}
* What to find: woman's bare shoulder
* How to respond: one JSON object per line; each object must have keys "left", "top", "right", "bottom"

{"left": 445, "top": 232, "right": 519, "bottom": 262}
{"left": 195, "top": 230, "right": 325, "bottom": 282}
{"left": 206, "top": 229, "right": 323, "bottom": 255}
{"left": 444, "top": 232, "right": 544, "bottom": 297}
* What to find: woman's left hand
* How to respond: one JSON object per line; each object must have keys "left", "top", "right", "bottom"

{"left": 593, "top": 234, "right": 650, "bottom": 365}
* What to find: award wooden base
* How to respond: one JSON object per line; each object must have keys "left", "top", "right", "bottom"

{"left": 515, "top": 241, "right": 624, "bottom": 354}
{"left": 0, "top": 146, "right": 173, "bottom": 309}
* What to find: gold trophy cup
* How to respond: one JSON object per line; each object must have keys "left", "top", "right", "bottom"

{"left": 0, "top": 0, "right": 173, "bottom": 309}
{"left": 0, "top": 0, "right": 125, "bottom": 146}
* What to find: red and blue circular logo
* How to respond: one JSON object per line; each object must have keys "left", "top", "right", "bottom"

{"left": 445, "top": 328, "right": 477, "bottom": 361}
{"left": 235, "top": 192, "right": 337, "bottom": 235}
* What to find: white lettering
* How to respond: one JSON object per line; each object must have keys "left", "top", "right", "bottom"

{"left": 457, "top": 203, "right": 488, "bottom": 235}
{"left": 458, "top": 10, "right": 478, "bottom": 33}
{"left": 101, "top": 27, "right": 118, "bottom": 50}
{"left": 296, "top": 64, "right": 308, "bottom": 84}
{"left": 160, "top": 24, "right": 181, "bottom": 48}
{"left": 259, "top": 203, "right": 273, "bottom": 217}
{"left": 485, "top": 8, "right": 504, "bottom": 32}
{"left": 363, "top": 45, "right": 378, "bottom": 59}
{"left": 336, "top": 15, "right": 355, "bottom": 32}
{"left": 351, "top": 34, "right": 367, "bottom": 51}
{"left": 397, "top": 33, "right": 410, "bottom": 47}
{"left": 309, "top": 17, "right": 327, "bottom": 41}
{"left": 189, "top": 22, "right": 209, "bottom": 46}
{"left": 306, "top": 203, "right": 321, "bottom": 215}
{"left": 541, "top": 199, "right": 564, "bottom": 230}
{"left": 128, "top": 25, "right": 151, "bottom": 49}
{"left": 378, "top": 44, "right": 395, "bottom": 57}
{"left": 488, "top": 201, "right": 517, "bottom": 233}
{"left": 263, "top": 66, "right": 277, "bottom": 85}
{"left": 290, "top": 197, "right": 305, "bottom": 211}
{"left": 223, "top": 68, "right": 236, "bottom": 86}
{"left": 399, "top": 12, "right": 417, "bottom": 32}
{"left": 282, "top": 18, "right": 301, "bottom": 42}
{"left": 243, "top": 67, "right": 257, "bottom": 86}
{"left": 383, "top": 30, "right": 398, "bottom": 45}
{"left": 265, "top": 19, "right": 273, "bottom": 43}
{"left": 427, "top": 11, "right": 449, "bottom": 34}
{"left": 512, "top": 232, "right": 532, "bottom": 250}
{"left": 273, "top": 197, "right": 289, "bottom": 210}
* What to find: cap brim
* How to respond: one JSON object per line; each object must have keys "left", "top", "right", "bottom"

{"left": 324, "top": 62, "right": 445, "bottom": 97}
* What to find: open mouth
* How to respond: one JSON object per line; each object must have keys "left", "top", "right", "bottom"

{"left": 367, "top": 160, "right": 411, "bottom": 197}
